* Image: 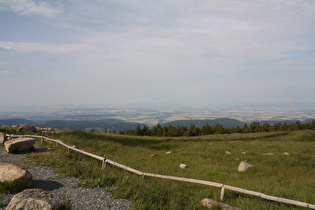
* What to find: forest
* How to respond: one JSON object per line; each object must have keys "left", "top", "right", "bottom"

{"left": 120, "top": 119, "right": 315, "bottom": 137}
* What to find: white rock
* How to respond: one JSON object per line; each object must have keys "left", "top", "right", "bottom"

{"left": 179, "top": 163, "right": 187, "bottom": 169}
{"left": 201, "top": 198, "right": 241, "bottom": 210}
{"left": 166, "top": 151, "right": 171, "bottom": 155}
{"left": 283, "top": 152, "right": 290, "bottom": 156}
{"left": 238, "top": 161, "right": 254, "bottom": 172}
{"left": 225, "top": 151, "right": 231, "bottom": 155}
{"left": 241, "top": 152, "right": 246, "bottom": 155}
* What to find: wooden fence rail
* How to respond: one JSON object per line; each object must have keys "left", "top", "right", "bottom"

{"left": 11, "top": 134, "right": 315, "bottom": 209}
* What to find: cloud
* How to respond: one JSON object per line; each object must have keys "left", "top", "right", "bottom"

{"left": 0, "top": 0, "right": 63, "bottom": 17}
{"left": 0, "top": 70, "right": 14, "bottom": 74}
{"left": 0, "top": 46, "right": 14, "bottom": 53}
{"left": 0, "top": 41, "right": 102, "bottom": 54}
{"left": 54, "top": 0, "right": 312, "bottom": 66}
{"left": 196, "top": 0, "right": 315, "bottom": 23}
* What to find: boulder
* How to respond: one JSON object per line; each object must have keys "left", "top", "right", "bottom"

{"left": 17, "top": 124, "right": 37, "bottom": 134}
{"left": 0, "top": 163, "right": 33, "bottom": 188}
{"left": 6, "top": 189, "right": 64, "bottom": 210}
{"left": 4, "top": 138, "right": 35, "bottom": 153}
{"left": 0, "top": 132, "right": 7, "bottom": 144}
{"left": 238, "top": 161, "right": 254, "bottom": 172}
{"left": 201, "top": 198, "right": 240, "bottom": 209}
{"left": 225, "top": 151, "right": 231, "bottom": 155}
{"left": 179, "top": 163, "right": 187, "bottom": 169}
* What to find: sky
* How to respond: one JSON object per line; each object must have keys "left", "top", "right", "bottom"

{"left": 0, "top": 0, "right": 315, "bottom": 108}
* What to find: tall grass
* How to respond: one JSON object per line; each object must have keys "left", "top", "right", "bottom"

{"left": 25, "top": 130, "right": 315, "bottom": 209}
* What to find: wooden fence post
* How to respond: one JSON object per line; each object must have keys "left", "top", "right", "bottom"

{"left": 220, "top": 185, "right": 225, "bottom": 201}
{"left": 41, "top": 137, "right": 44, "bottom": 144}
{"left": 102, "top": 159, "right": 107, "bottom": 170}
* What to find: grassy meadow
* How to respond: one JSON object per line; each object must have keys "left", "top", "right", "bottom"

{"left": 24, "top": 130, "right": 315, "bottom": 209}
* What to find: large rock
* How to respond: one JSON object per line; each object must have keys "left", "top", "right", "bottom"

{"left": 4, "top": 138, "right": 35, "bottom": 153}
{"left": 6, "top": 189, "right": 64, "bottom": 210}
{"left": 18, "top": 124, "right": 37, "bottom": 134}
{"left": 0, "top": 163, "right": 33, "bottom": 188}
{"left": 201, "top": 198, "right": 240, "bottom": 209}
{"left": 0, "top": 132, "right": 7, "bottom": 144}
{"left": 238, "top": 161, "right": 254, "bottom": 172}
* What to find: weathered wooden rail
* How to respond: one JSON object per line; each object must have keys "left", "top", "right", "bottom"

{"left": 11, "top": 134, "right": 315, "bottom": 209}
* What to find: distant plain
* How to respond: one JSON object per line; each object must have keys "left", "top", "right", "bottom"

{"left": 1, "top": 105, "right": 315, "bottom": 127}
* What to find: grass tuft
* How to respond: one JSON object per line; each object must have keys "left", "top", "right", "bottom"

{"left": 0, "top": 180, "right": 32, "bottom": 194}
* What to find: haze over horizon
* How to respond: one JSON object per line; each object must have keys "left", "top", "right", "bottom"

{"left": 1, "top": 0, "right": 315, "bottom": 107}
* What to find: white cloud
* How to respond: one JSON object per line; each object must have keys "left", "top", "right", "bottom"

{"left": 0, "top": 46, "right": 14, "bottom": 53}
{"left": 0, "top": 70, "right": 14, "bottom": 74}
{"left": 197, "top": 0, "right": 315, "bottom": 22}
{"left": 56, "top": 0, "right": 313, "bottom": 65}
{"left": 0, "top": 41, "right": 102, "bottom": 53}
{"left": 0, "top": 0, "right": 63, "bottom": 17}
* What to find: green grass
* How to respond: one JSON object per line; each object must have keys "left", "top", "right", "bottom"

{"left": 24, "top": 130, "right": 315, "bottom": 209}
{"left": 0, "top": 180, "right": 32, "bottom": 194}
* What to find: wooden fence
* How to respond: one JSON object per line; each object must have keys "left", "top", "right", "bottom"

{"left": 11, "top": 134, "right": 315, "bottom": 209}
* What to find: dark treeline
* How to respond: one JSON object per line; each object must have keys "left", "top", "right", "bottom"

{"left": 119, "top": 119, "right": 315, "bottom": 137}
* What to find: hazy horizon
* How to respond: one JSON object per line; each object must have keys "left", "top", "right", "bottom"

{"left": 1, "top": 103, "right": 315, "bottom": 125}
{"left": 1, "top": 102, "right": 315, "bottom": 110}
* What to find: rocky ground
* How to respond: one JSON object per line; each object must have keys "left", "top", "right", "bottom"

{"left": 0, "top": 146, "right": 133, "bottom": 210}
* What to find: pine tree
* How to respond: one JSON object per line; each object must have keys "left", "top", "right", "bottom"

{"left": 134, "top": 124, "right": 142, "bottom": 136}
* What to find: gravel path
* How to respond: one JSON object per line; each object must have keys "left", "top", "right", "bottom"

{"left": 0, "top": 146, "right": 133, "bottom": 210}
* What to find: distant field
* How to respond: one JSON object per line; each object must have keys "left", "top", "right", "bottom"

{"left": 25, "top": 130, "right": 315, "bottom": 209}
{"left": 1, "top": 105, "right": 315, "bottom": 125}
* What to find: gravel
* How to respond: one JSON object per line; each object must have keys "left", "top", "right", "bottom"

{"left": 0, "top": 146, "right": 133, "bottom": 210}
